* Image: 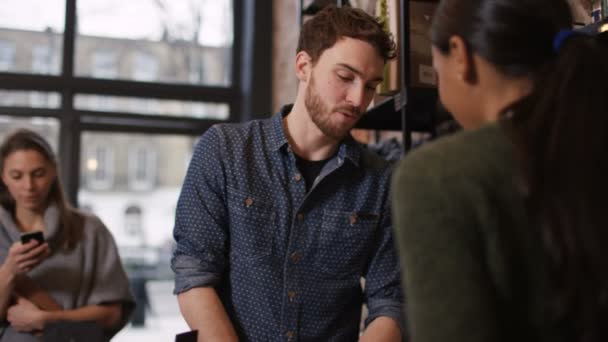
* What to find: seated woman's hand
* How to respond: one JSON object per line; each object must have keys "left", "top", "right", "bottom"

{"left": 1, "top": 240, "right": 50, "bottom": 277}
{"left": 7, "top": 296, "right": 47, "bottom": 333}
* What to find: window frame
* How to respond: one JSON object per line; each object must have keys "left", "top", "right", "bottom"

{"left": 0, "top": 0, "right": 272, "bottom": 204}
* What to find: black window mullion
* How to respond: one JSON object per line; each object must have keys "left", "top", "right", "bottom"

{"left": 0, "top": 106, "right": 62, "bottom": 118}
{"left": 0, "top": 0, "right": 262, "bottom": 205}
{"left": 0, "top": 74, "right": 237, "bottom": 103}
{"left": 231, "top": 0, "right": 244, "bottom": 121}
{"left": 59, "top": 0, "right": 80, "bottom": 205}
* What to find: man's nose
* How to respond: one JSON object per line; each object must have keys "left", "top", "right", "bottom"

{"left": 346, "top": 84, "right": 366, "bottom": 110}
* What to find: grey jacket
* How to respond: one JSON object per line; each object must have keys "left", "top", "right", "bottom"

{"left": 0, "top": 205, "right": 134, "bottom": 341}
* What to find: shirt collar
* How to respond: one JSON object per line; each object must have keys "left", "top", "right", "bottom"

{"left": 268, "top": 105, "right": 291, "bottom": 152}
{"left": 268, "top": 104, "right": 362, "bottom": 168}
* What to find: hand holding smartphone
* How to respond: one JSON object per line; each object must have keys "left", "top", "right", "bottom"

{"left": 20, "top": 231, "right": 45, "bottom": 245}
{"left": 3, "top": 231, "right": 50, "bottom": 276}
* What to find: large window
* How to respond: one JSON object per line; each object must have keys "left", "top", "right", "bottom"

{"left": 0, "top": 116, "right": 60, "bottom": 150}
{"left": 0, "top": 0, "right": 270, "bottom": 339}
{"left": 75, "top": 0, "right": 233, "bottom": 86}
{"left": 0, "top": 0, "right": 65, "bottom": 75}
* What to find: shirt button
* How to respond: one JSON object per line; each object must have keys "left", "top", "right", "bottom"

{"left": 287, "top": 291, "right": 297, "bottom": 302}
{"left": 296, "top": 213, "right": 304, "bottom": 221}
{"left": 285, "top": 331, "right": 294, "bottom": 341}
{"left": 349, "top": 213, "right": 358, "bottom": 226}
{"left": 294, "top": 173, "right": 302, "bottom": 182}
{"left": 290, "top": 251, "right": 300, "bottom": 263}
{"left": 245, "top": 197, "right": 254, "bottom": 208}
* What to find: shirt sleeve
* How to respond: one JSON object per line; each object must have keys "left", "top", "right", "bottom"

{"left": 172, "top": 126, "right": 229, "bottom": 294}
{"left": 85, "top": 215, "right": 135, "bottom": 335}
{"left": 390, "top": 149, "right": 501, "bottom": 342}
{"left": 363, "top": 181, "right": 406, "bottom": 336}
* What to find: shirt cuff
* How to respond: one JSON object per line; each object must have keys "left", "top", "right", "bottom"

{"left": 172, "top": 254, "right": 222, "bottom": 294}
{"left": 366, "top": 298, "right": 407, "bottom": 340}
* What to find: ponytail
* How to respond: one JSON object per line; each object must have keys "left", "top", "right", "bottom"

{"left": 508, "top": 30, "right": 608, "bottom": 340}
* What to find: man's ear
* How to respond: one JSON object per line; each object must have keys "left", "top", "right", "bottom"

{"left": 449, "top": 36, "right": 477, "bottom": 83}
{"left": 295, "top": 51, "right": 312, "bottom": 82}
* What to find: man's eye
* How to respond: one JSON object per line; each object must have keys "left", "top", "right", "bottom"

{"left": 337, "top": 74, "right": 353, "bottom": 82}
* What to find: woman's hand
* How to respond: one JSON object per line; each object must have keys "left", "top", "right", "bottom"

{"left": 7, "top": 296, "right": 47, "bottom": 332}
{"left": 0, "top": 240, "right": 50, "bottom": 278}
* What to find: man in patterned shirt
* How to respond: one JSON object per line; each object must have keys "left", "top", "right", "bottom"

{"left": 172, "top": 5, "right": 404, "bottom": 341}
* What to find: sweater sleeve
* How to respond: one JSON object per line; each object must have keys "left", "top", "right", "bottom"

{"left": 85, "top": 215, "right": 135, "bottom": 334}
{"left": 391, "top": 147, "right": 502, "bottom": 342}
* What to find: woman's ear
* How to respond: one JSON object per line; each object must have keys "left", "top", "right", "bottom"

{"left": 449, "top": 36, "right": 477, "bottom": 84}
{"left": 295, "top": 51, "right": 312, "bottom": 82}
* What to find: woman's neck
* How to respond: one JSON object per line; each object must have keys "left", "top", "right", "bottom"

{"left": 472, "top": 54, "right": 533, "bottom": 128}
{"left": 481, "top": 77, "right": 532, "bottom": 123}
{"left": 14, "top": 206, "right": 46, "bottom": 233}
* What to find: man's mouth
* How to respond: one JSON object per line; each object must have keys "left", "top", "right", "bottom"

{"left": 335, "top": 108, "right": 360, "bottom": 119}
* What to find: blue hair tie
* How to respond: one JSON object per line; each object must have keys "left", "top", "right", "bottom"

{"left": 553, "top": 29, "right": 577, "bottom": 53}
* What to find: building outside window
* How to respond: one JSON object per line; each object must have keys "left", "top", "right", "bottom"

{"left": 86, "top": 145, "right": 114, "bottom": 190}
{"left": 128, "top": 144, "right": 157, "bottom": 191}
{"left": 30, "top": 45, "right": 60, "bottom": 107}
{"left": 124, "top": 205, "right": 144, "bottom": 242}
{"left": 132, "top": 52, "right": 158, "bottom": 81}
{"left": 89, "top": 50, "right": 118, "bottom": 111}
{"left": 0, "top": 40, "right": 16, "bottom": 71}
{"left": 91, "top": 50, "right": 118, "bottom": 78}
{"left": 31, "top": 45, "right": 58, "bottom": 74}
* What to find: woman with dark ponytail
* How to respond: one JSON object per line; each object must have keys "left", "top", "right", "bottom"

{"left": 391, "top": 0, "right": 608, "bottom": 341}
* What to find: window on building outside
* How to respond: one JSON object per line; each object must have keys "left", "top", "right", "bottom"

{"left": 128, "top": 144, "right": 157, "bottom": 191}
{"left": 132, "top": 52, "right": 158, "bottom": 82}
{"left": 32, "top": 45, "right": 59, "bottom": 74}
{"left": 91, "top": 50, "right": 118, "bottom": 78}
{"left": 0, "top": 40, "right": 16, "bottom": 71}
{"left": 85, "top": 145, "right": 114, "bottom": 190}
{"left": 124, "top": 205, "right": 144, "bottom": 240}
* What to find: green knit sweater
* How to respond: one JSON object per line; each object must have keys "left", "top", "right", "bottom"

{"left": 392, "top": 123, "right": 554, "bottom": 342}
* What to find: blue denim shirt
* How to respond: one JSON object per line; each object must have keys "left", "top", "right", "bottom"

{"left": 172, "top": 106, "right": 404, "bottom": 341}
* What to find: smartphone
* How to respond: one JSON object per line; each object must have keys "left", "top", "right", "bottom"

{"left": 175, "top": 330, "right": 198, "bottom": 342}
{"left": 20, "top": 231, "right": 45, "bottom": 245}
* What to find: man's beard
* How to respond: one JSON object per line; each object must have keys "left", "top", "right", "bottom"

{"left": 304, "top": 74, "right": 361, "bottom": 140}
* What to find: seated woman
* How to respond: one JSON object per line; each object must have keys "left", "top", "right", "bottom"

{"left": 0, "top": 129, "right": 134, "bottom": 341}
{"left": 391, "top": 0, "right": 608, "bottom": 341}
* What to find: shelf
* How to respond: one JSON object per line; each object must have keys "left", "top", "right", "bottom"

{"left": 302, "top": 0, "right": 350, "bottom": 16}
{"left": 577, "top": 17, "right": 608, "bottom": 33}
{"left": 356, "top": 87, "right": 438, "bottom": 132}
{"left": 356, "top": 92, "right": 402, "bottom": 130}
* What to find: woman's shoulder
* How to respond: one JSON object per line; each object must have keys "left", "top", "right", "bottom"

{"left": 73, "top": 209, "right": 113, "bottom": 241}
{"left": 400, "top": 123, "right": 512, "bottom": 174}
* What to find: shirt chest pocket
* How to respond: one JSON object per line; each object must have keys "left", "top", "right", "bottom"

{"left": 315, "top": 210, "right": 379, "bottom": 278}
{"left": 227, "top": 187, "right": 276, "bottom": 261}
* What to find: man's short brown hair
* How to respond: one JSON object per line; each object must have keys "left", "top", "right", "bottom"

{"left": 297, "top": 5, "right": 397, "bottom": 64}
